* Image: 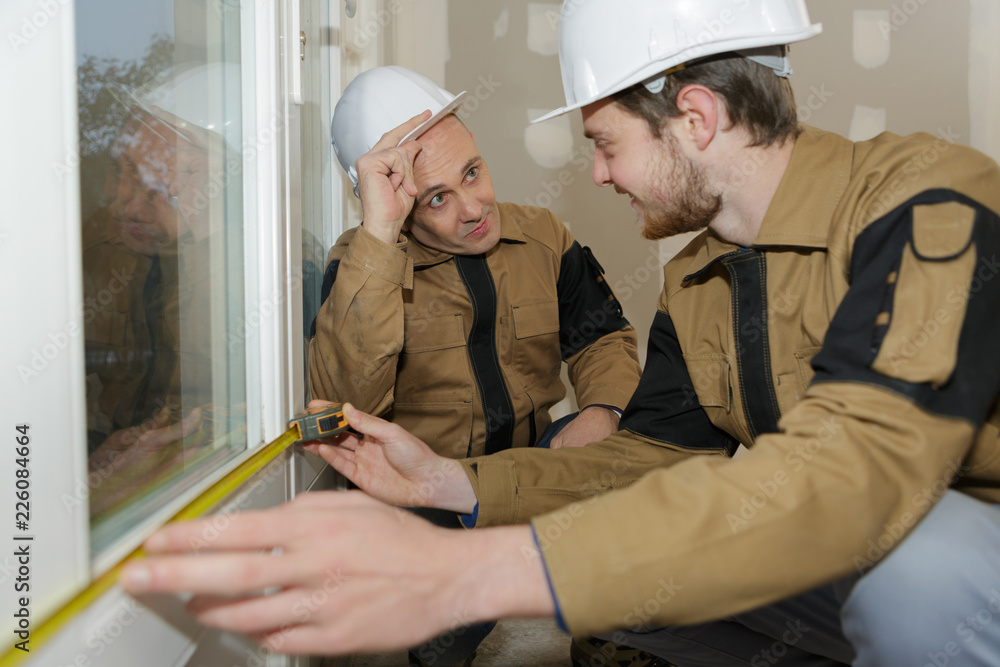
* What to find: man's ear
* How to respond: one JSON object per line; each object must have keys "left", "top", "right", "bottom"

{"left": 673, "top": 84, "right": 719, "bottom": 151}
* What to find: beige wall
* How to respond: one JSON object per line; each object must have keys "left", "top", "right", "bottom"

{"left": 383, "top": 0, "right": 1000, "bottom": 380}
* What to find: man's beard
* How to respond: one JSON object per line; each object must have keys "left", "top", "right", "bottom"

{"left": 635, "top": 130, "right": 722, "bottom": 241}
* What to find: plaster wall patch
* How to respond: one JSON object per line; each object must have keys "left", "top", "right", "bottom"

{"left": 524, "top": 109, "right": 574, "bottom": 168}
{"left": 494, "top": 7, "right": 509, "bottom": 40}
{"left": 853, "top": 10, "right": 891, "bottom": 69}
{"left": 527, "top": 3, "right": 560, "bottom": 56}
{"left": 849, "top": 105, "right": 886, "bottom": 142}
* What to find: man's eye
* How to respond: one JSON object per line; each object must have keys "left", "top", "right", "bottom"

{"left": 429, "top": 193, "right": 446, "bottom": 208}
{"left": 465, "top": 166, "right": 478, "bottom": 181}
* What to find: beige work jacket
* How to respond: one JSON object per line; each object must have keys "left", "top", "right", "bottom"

{"left": 460, "top": 126, "right": 1000, "bottom": 634}
{"left": 309, "top": 203, "right": 641, "bottom": 458}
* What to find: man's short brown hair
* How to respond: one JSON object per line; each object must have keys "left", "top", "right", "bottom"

{"left": 611, "top": 54, "right": 800, "bottom": 147}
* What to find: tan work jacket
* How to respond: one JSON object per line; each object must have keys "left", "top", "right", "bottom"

{"left": 460, "top": 126, "right": 1000, "bottom": 634}
{"left": 309, "top": 203, "right": 641, "bottom": 459}
{"left": 82, "top": 210, "right": 216, "bottom": 446}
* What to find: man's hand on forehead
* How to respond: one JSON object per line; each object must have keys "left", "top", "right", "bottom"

{"left": 373, "top": 109, "right": 432, "bottom": 151}
{"left": 355, "top": 110, "right": 433, "bottom": 245}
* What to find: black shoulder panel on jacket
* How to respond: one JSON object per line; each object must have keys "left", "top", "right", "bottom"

{"left": 620, "top": 310, "right": 739, "bottom": 455}
{"left": 558, "top": 241, "right": 630, "bottom": 360}
{"left": 811, "top": 189, "right": 1000, "bottom": 425}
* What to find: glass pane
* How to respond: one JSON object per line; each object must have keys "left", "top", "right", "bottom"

{"left": 300, "top": 0, "right": 343, "bottom": 399}
{"left": 76, "top": 1, "right": 248, "bottom": 556}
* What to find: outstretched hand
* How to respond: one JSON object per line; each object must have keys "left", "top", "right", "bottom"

{"left": 121, "top": 491, "right": 552, "bottom": 655}
{"left": 303, "top": 402, "right": 477, "bottom": 514}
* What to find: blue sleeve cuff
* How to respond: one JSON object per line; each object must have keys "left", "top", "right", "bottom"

{"left": 459, "top": 502, "right": 479, "bottom": 528}
{"left": 531, "top": 525, "right": 568, "bottom": 633}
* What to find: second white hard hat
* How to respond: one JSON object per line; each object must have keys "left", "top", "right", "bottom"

{"left": 534, "top": 0, "right": 822, "bottom": 123}
{"left": 331, "top": 66, "right": 468, "bottom": 196}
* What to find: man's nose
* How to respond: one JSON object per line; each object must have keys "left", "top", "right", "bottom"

{"left": 458, "top": 191, "right": 481, "bottom": 221}
{"left": 592, "top": 152, "right": 611, "bottom": 187}
{"left": 121, "top": 188, "right": 148, "bottom": 219}
{"left": 118, "top": 179, "right": 158, "bottom": 219}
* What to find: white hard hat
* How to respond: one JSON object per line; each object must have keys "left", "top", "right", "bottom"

{"left": 332, "top": 66, "right": 468, "bottom": 197}
{"left": 533, "top": 0, "right": 822, "bottom": 123}
{"left": 128, "top": 61, "right": 244, "bottom": 155}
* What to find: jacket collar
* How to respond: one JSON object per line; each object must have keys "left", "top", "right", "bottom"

{"left": 404, "top": 203, "right": 527, "bottom": 267}
{"left": 683, "top": 125, "right": 854, "bottom": 281}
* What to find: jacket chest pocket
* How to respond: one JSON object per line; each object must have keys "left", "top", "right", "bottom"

{"left": 397, "top": 313, "right": 472, "bottom": 404}
{"left": 682, "top": 354, "right": 732, "bottom": 411}
{"left": 510, "top": 300, "right": 561, "bottom": 391}
{"left": 773, "top": 346, "right": 823, "bottom": 415}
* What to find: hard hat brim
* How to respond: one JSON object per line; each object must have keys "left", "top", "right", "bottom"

{"left": 398, "top": 90, "right": 470, "bottom": 145}
{"left": 531, "top": 23, "right": 823, "bottom": 125}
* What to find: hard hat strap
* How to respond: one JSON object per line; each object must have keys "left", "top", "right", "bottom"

{"left": 738, "top": 45, "right": 792, "bottom": 77}
{"left": 642, "top": 63, "right": 687, "bottom": 94}
{"left": 641, "top": 44, "right": 791, "bottom": 97}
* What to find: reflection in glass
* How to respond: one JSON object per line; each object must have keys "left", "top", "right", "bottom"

{"left": 76, "top": 4, "right": 247, "bottom": 555}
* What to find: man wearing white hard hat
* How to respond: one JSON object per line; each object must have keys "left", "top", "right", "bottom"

{"left": 309, "top": 65, "right": 644, "bottom": 666}
{"left": 310, "top": 66, "right": 641, "bottom": 461}
{"left": 126, "top": 2, "right": 1000, "bottom": 665}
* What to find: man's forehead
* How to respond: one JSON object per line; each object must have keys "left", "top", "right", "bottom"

{"left": 413, "top": 116, "right": 481, "bottom": 177}
{"left": 581, "top": 98, "right": 622, "bottom": 138}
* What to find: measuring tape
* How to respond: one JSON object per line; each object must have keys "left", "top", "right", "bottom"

{"left": 0, "top": 404, "right": 347, "bottom": 667}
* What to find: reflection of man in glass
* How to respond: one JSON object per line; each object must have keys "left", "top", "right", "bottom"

{"left": 82, "top": 65, "right": 244, "bottom": 522}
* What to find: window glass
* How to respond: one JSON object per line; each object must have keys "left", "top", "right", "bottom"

{"left": 76, "top": 1, "right": 248, "bottom": 556}
{"left": 301, "top": 0, "right": 342, "bottom": 398}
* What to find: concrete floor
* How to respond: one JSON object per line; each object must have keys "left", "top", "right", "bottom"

{"left": 321, "top": 618, "right": 573, "bottom": 666}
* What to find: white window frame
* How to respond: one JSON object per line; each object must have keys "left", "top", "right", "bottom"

{"left": 0, "top": 0, "right": 353, "bottom": 662}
